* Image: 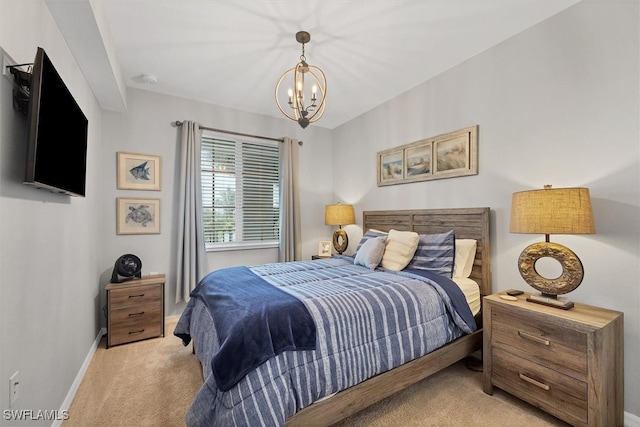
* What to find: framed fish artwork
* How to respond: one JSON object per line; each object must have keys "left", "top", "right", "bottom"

{"left": 117, "top": 152, "right": 161, "bottom": 190}
{"left": 116, "top": 198, "right": 160, "bottom": 235}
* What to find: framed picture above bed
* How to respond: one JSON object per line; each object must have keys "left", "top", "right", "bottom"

{"left": 376, "top": 125, "right": 478, "bottom": 186}
{"left": 378, "top": 148, "right": 404, "bottom": 185}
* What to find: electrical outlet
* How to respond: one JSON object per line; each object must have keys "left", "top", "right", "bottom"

{"left": 9, "top": 371, "right": 19, "bottom": 408}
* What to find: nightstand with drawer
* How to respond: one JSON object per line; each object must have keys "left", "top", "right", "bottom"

{"left": 483, "top": 292, "right": 623, "bottom": 427}
{"left": 106, "top": 274, "right": 165, "bottom": 348}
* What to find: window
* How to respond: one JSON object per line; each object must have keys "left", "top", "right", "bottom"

{"left": 201, "top": 134, "right": 280, "bottom": 250}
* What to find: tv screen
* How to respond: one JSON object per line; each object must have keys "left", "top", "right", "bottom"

{"left": 25, "top": 47, "right": 88, "bottom": 197}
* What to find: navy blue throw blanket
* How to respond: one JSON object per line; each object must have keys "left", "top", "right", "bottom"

{"left": 403, "top": 268, "right": 478, "bottom": 332}
{"left": 189, "top": 266, "right": 316, "bottom": 391}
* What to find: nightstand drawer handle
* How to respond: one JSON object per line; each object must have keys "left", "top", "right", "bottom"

{"left": 128, "top": 294, "right": 145, "bottom": 298}
{"left": 129, "top": 329, "right": 145, "bottom": 335}
{"left": 519, "top": 373, "right": 550, "bottom": 391}
{"left": 518, "top": 331, "right": 550, "bottom": 346}
{"left": 128, "top": 312, "right": 145, "bottom": 317}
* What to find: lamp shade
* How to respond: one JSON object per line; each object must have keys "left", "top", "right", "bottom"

{"left": 510, "top": 186, "right": 595, "bottom": 235}
{"left": 325, "top": 204, "right": 355, "bottom": 226}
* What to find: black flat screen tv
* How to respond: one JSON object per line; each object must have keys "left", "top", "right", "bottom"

{"left": 24, "top": 47, "right": 88, "bottom": 197}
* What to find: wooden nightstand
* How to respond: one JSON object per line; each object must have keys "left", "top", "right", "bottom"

{"left": 482, "top": 292, "right": 623, "bottom": 427}
{"left": 311, "top": 255, "right": 332, "bottom": 260}
{"left": 105, "top": 274, "right": 165, "bottom": 348}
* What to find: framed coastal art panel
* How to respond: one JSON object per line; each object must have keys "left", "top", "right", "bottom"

{"left": 377, "top": 148, "right": 404, "bottom": 186}
{"left": 116, "top": 197, "right": 161, "bottom": 235}
{"left": 404, "top": 141, "right": 433, "bottom": 182}
{"left": 117, "top": 152, "right": 161, "bottom": 190}
{"left": 433, "top": 126, "right": 478, "bottom": 179}
{"left": 376, "top": 125, "right": 477, "bottom": 186}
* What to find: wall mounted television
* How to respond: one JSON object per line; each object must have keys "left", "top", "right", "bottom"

{"left": 24, "top": 47, "right": 88, "bottom": 197}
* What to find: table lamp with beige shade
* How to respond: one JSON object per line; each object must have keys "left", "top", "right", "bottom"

{"left": 325, "top": 203, "right": 355, "bottom": 255}
{"left": 510, "top": 185, "right": 595, "bottom": 309}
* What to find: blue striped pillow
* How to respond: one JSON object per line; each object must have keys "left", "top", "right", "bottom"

{"left": 354, "top": 229, "right": 387, "bottom": 253}
{"left": 406, "top": 230, "right": 455, "bottom": 277}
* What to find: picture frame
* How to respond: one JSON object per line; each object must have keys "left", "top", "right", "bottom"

{"left": 377, "top": 148, "right": 404, "bottom": 185}
{"left": 433, "top": 127, "right": 478, "bottom": 179}
{"left": 404, "top": 141, "right": 433, "bottom": 181}
{"left": 376, "top": 125, "right": 478, "bottom": 186}
{"left": 117, "top": 152, "right": 161, "bottom": 190}
{"left": 318, "top": 240, "right": 332, "bottom": 257}
{"left": 116, "top": 198, "right": 161, "bottom": 235}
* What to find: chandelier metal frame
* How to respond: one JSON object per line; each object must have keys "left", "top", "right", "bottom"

{"left": 275, "top": 31, "right": 327, "bottom": 129}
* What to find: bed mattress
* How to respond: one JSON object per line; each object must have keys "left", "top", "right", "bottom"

{"left": 453, "top": 277, "right": 480, "bottom": 316}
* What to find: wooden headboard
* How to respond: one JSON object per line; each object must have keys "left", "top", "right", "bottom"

{"left": 362, "top": 207, "right": 492, "bottom": 297}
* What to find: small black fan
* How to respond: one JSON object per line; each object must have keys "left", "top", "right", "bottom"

{"left": 111, "top": 254, "right": 142, "bottom": 283}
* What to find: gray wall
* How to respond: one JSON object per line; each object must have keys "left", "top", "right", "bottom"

{"left": 332, "top": 0, "right": 639, "bottom": 418}
{"left": 100, "top": 88, "right": 334, "bottom": 316}
{"left": 0, "top": 0, "right": 638, "bottom": 423}
{"left": 0, "top": 1, "right": 105, "bottom": 424}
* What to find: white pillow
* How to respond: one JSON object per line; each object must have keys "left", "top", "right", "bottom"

{"left": 380, "top": 229, "right": 420, "bottom": 271}
{"left": 453, "top": 239, "right": 477, "bottom": 278}
{"left": 354, "top": 236, "right": 386, "bottom": 270}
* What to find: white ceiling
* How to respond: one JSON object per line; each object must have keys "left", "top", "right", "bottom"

{"left": 48, "top": 0, "right": 581, "bottom": 129}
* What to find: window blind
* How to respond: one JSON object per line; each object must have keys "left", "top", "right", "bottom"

{"left": 201, "top": 135, "right": 280, "bottom": 248}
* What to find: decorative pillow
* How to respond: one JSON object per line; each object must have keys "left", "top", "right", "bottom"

{"left": 453, "top": 239, "right": 477, "bottom": 278}
{"left": 354, "top": 229, "right": 388, "bottom": 253}
{"left": 380, "top": 229, "right": 420, "bottom": 271}
{"left": 453, "top": 239, "right": 478, "bottom": 278}
{"left": 406, "top": 230, "right": 455, "bottom": 277}
{"left": 353, "top": 236, "right": 386, "bottom": 270}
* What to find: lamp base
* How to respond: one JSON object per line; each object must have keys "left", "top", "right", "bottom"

{"left": 332, "top": 228, "right": 348, "bottom": 254}
{"left": 526, "top": 293, "right": 574, "bottom": 310}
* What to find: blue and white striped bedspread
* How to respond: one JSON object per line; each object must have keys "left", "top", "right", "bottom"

{"left": 174, "top": 256, "right": 476, "bottom": 426}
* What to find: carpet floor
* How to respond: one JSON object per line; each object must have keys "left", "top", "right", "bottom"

{"left": 64, "top": 316, "right": 569, "bottom": 426}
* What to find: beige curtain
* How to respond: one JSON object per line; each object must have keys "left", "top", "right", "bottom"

{"left": 278, "top": 137, "right": 301, "bottom": 262}
{"left": 175, "top": 120, "right": 208, "bottom": 303}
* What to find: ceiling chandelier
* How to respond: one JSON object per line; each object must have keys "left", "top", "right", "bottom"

{"left": 275, "top": 31, "right": 327, "bottom": 129}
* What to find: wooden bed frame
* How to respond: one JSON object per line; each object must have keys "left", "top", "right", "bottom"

{"left": 286, "top": 207, "right": 492, "bottom": 426}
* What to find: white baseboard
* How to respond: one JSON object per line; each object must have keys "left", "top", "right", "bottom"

{"left": 626, "top": 411, "right": 640, "bottom": 427}
{"left": 52, "top": 327, "right": 106, "bottom": 427}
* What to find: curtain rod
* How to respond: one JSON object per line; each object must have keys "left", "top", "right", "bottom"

{"left": 173, "top": 121, "right": 303, "bottom": 145}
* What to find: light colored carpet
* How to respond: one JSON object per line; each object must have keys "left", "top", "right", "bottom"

{"left": 63, "top": 316, "right": 202, "bottom": 427}
{"left": 64, "top": 316, "right": 568, "bottom": 426}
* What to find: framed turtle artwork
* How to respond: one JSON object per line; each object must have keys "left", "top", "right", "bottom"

{"left": 117, "top": 152, "right": 161, "bottom": 190}
{"left": 116, "top": 198, "right": 160, "bottom": 235}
